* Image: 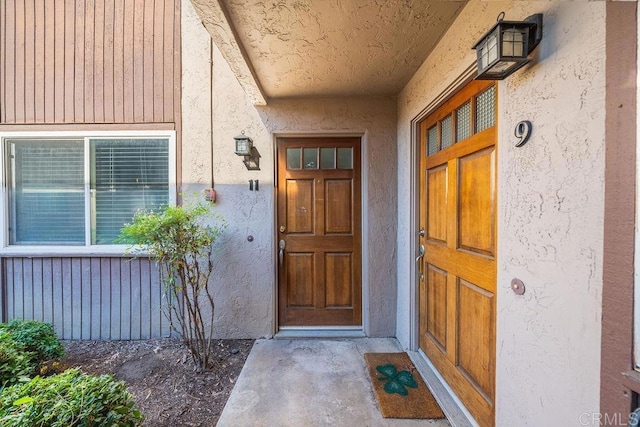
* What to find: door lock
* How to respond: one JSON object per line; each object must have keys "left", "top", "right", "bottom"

{"left": 279, "top": 225, "right": 286, "bottom": 233}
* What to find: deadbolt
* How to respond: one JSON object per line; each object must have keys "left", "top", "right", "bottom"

{"left": 279, "top": 225, "right": 286, "bottom": 233}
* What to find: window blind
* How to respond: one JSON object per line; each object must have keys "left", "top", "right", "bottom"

{"left": 9, "top": 140, "right": 85, "bottom": 245}
{"left": 91, "top": 139, "right": 169, "bottom": 244}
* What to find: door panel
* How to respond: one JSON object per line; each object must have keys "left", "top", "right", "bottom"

{"left": 427, "top": 165, "right": 448, "bottom": 243}
{"left": 426, "top": 264, "right": 448, "bottom": 349}
{"left": 457, "top": 279, "right": 494, "bottom": 400}
{"left": 286, "top": 253, "right": 315, "bottom": 307}
{"left": 418, "top": 80, "right": 497, "bottom": 426}
{"left": 458, "top": 147, "right": 495, "bottom": 256}
{"left": 325, "top": 253, "right": 353, "bottom": 307}
{"left": 277, "top": 137, "right": 361, "bottom": 327}
{"left": 325, "top": 180, "right": 353, "bottom": 234}
{"left": 286, "top": 179, "right": 314, "bottom": 233}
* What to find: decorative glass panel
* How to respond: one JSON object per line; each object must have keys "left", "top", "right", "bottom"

{"left": 479, "top": 29, "right": 499, "bottom": 70}
{"left": 456, "top": 102, "right": 471, "bottom": 142}
{"left": 91, "top": 139, "right": 169, "bottom": 244}
{"left": 502, "top": 28, "right": 525, "bottom": 57}
{"left": 476, "top": 86, "right": 495, "bottom": 133}
{"left": 8, "top": 140, "right": 85, "bottom": 245}
{"left": 303, "top": 148, "right": 318, "bottom": 169}
{"left": 321, "top": 148, "right": 335, "bottom": 169}
{"left": 441, "top": 116, "right": 453, "bottom": 150}
{"left": 427, "top": 126, "right": 438, "bottom": 156}
{"left": 287, "top": 148, "right": 301, "bottom": 169}
{"left": 337, "top": 148, "right": 353, "bottom": 169}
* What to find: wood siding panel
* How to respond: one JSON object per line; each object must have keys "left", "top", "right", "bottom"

{"left": 0, "top": 0, "right": 179, "bottom": 125}
{"left": 1, "top": 257, "right": 169, "bottom": 340}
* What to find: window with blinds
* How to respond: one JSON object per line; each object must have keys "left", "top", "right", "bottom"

{"left": 9, "top": 140, "right": 85, "bottom": 245}
{"left": 5, "top": 135, "right": 171, "bottom": 246}
{"left": 91, "top": 139, "right": 169, "bottom": 244}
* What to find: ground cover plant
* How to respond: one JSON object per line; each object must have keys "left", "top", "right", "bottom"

{"left": 0, "top": 320, "right": 144, "bottom": 426}
{"left": 0, "top": 319, "right": 64, "bottom": 388}
{"left": 0, "top": 368, "right": 142, "bottom": 427}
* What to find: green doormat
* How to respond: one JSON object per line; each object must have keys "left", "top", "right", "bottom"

{"left": 364, "top": 352, "right": 445, "bottom": 419}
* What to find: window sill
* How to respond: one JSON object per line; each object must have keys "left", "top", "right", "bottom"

{"left": 0, "top": 245, "right": 149, "bottom": 258}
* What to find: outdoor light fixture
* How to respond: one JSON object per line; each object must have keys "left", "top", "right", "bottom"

{"left": 234, "top": 131, "right": 260, "bottom": 170}
{"left": 234, "top": 131, "right": 253, "bottom": 156}
{"left": 472, "top": 12, "right": 543, "bottom": 80}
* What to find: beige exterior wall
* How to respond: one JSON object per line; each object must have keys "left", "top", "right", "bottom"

{"left": 397, "top": 1, "right": 605, "bottom": 425}
{"left": 181, "top": 0, "right": 398, "bottom": 338}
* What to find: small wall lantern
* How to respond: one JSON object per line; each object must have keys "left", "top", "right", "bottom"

{"left": 234, "top": 131, "right": 260, "bottom": 170}
{"left": 234, "top": 131, "right": 253, "bottom": 156}
{"left": 472, "top": 12, "right": 543, "bottom": 80}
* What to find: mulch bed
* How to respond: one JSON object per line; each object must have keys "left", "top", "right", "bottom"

{"left": 61, "top": 338, "right": 254, "bottom": 426}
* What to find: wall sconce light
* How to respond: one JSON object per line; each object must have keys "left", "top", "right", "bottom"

{"left": 234, "top": 131, "right": 260, "bottom": 170}
{"left": 472, "top": 12, "right": 543, "bottom": 80}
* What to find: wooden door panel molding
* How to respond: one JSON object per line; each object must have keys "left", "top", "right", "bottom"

{"left": 426, "top": 264, "right": 448, "bottom": 350}
{"left": 457, "top": 279, "right": 495, "bottom": 400}
{"left": 285, "top": 253, "right": 315, "bottom": 308}
{"left": 424, "top": 244, "right": 496, "bottom": 292}
{"left": 458, "top": 147, "right": 495, "bottom": 257}
{"left": 277, "top": 137, "right": 362, "bottom": 327}
{"left": 427, "top": 165, "right": 448, "bottom": 244}
{"left": 286, "top": 179, "right": 315, "bottom": 234}
{"left": 325, "top": 253, "right": 353, "bottom": 308}
{"left": 325, "top": 180, "right": 353, "bottom": 234}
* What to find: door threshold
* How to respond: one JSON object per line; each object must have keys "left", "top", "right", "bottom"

{"left": 409, "top": 349, "right": 479, "bottom": 427}
{"left": 275, "top": 327, "right": 365, "bottom": 339}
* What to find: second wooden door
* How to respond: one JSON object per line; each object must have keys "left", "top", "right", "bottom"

{"left": 277, "top": 137, "right": 362, "bottom": 327}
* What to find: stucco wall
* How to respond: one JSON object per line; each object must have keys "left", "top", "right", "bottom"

{"left": 182, "top": 1, "right": 398, "bottom": 338}
{"left": 397, "top": 1, "right": 605, "bottom": 425}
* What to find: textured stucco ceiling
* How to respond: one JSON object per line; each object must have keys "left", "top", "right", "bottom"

{"left": 190, "top": 0, "right": 468, "bottom": 101}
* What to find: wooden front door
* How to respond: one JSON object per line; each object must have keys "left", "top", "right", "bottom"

{"left": 418, "top": 80, "right": 497, "bottom": 426}
{"left": 277, "top": 137, "right": 362, "bottom": 327}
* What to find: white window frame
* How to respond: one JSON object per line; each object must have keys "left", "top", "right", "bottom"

{"left": 0, "top": 130, "right": 176, "bottom": 255}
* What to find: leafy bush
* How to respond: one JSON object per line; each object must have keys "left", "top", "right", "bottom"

{"left": 0, "top": 368, "right": 143, "bottom": 426}
{"left": 0, "top": 319, "right": 64, "bottom": 362}
{"left": 0, "top": 332, "right": 34, "bottom": 390}
{"left": 119, "top": 200, "right": 226, "bottom": 372}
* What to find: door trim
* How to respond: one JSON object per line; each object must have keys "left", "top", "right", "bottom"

{"left": 272, "top": 132, "right": 366, "bottom": 337}
{"left": 409, "top": 64, "right": 477, "bottom": 351}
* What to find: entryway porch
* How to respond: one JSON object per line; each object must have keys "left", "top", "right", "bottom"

{"left": 217, "top": 338, "right": 473, "bottom": 426}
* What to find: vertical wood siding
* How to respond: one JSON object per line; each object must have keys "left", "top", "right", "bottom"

{"left": 0, "top": 0, "right": 180, "bottom": 124}
{"left": 2, "top": 257, "right": 171, "bottom": 340}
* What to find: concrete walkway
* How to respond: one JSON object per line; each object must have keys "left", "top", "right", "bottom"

{"left": 217, "top": 338, "right": 451, "bottom": 427}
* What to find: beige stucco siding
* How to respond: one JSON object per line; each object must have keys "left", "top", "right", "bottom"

{"left": 397, "top": 1, "right": 605, "bottom": 425}
{"left": 181, "top": 0, "right": 398, "bottom": 338}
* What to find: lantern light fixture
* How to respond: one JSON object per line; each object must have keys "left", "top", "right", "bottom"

{"left": 234, "top": 131, "right": 253, "bottom": 156}
{"left": 472, "top": 12, "right": 543, "bottom": 80}
{"left": 233, "top": 131, "right": 260, "bottom": 170}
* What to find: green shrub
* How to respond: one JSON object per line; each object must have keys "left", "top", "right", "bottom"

{"left": 119, "top": 200, "right": 226, "bottom": 371}
{"left": 0, "top": 368, "right": 143, "bottom": 426}
{"left": 0, "top": 332, "right": 34, "bottom": 390}
{"left": 0, "top": 319, "right": 64, "bottom": 362}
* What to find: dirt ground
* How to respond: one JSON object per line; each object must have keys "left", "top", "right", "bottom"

{"left": 61, "top": 338, "right": 254, "bottom": 426}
